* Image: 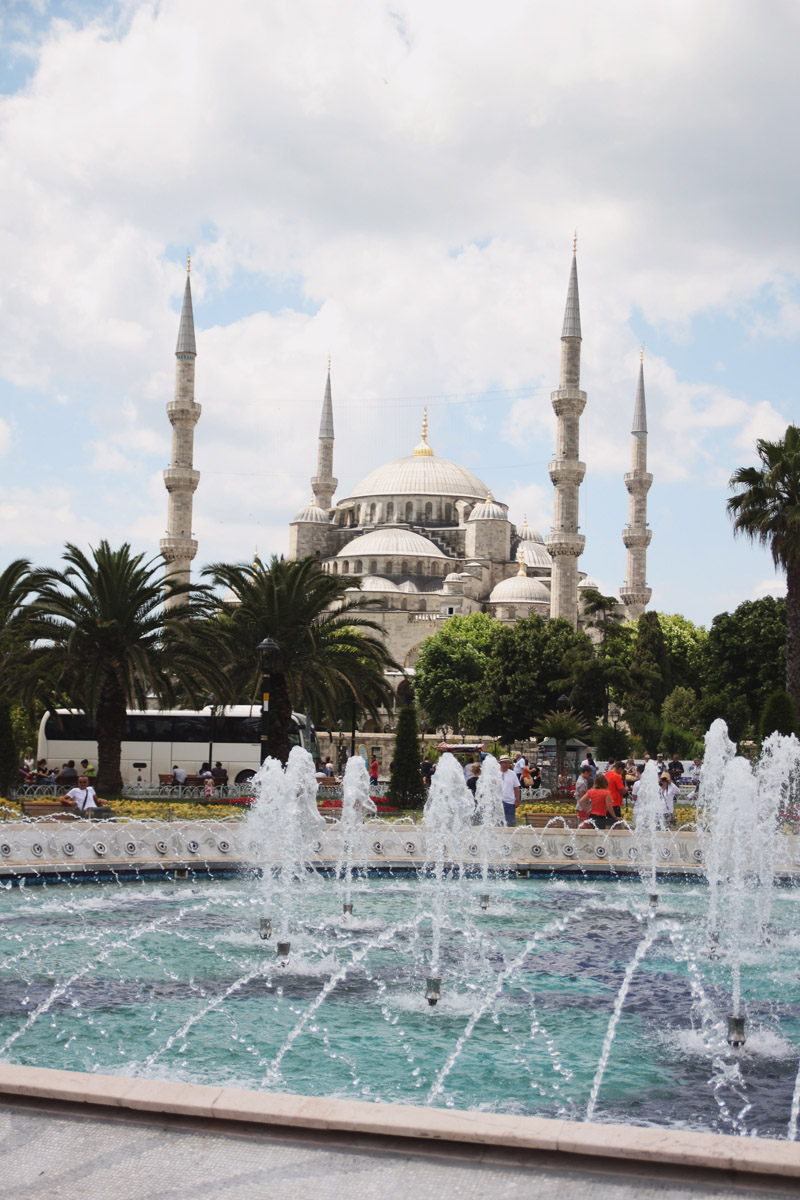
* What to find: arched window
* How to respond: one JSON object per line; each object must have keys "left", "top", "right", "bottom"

{"left": 369, "top": 560, "right": 377, "bottom": 575}
{"left": 415, "top": 559, "right": 422, "bottom": 574}
{"left": 369, "top": 503, "right": 376, "bottom": 523}
{"left": 386, "top": 502, "right": 395, "bottom": 522}
{"left": 445, "top": 502, "right": 452, "bottom": 522}
{"left": 405, "top": 501, "right": 413, "bottom": 522}
{"left": 333, "top": 562, "right": 338, "bottom": 574}
{"left": 424, "top": 502, "right": 432, "bottom": 521}
{"left": 355, "top": 560, "right": 363, "bottom": 573}
{"left": 385, "top": 560, "right": 393, "bottom": 574}
{"left": 356, "top": 506, "right": 361, "bottom": 525}
{"left": 401, "top": 560, "right": 408, "bottom": 574}
{"left": 342, "top": 561, "right": 349, "bottom": 574}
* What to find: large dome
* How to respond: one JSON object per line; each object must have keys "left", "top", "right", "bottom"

{"left": 521, "top": 541, "right": 553, "bottom": 570}
{"left": 489, "top": 574, "right": 550, "bottom": 604}
{"left": 343, "top": 453, "right": 489, "bottom": 502}
{"left": 335, "top": 528, "right": 446, "bottom": 558}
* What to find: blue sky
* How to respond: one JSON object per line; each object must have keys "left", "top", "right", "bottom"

{"left": 0, "top": 0, "right": 797, "bottom": 628}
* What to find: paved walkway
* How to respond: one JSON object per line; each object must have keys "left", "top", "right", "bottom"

{"left": 1, "top": 1102, "right": 796, "bottom": 1200}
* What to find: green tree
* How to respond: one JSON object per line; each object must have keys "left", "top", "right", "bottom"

{"left": 728, "top": 425, "right": 800, "bottom": 713}
{"left": 661, "top": 686, "right": 700, "bottom": 733}
{"left": 704, "top": 597, "right": 786, "bottom": 729}
{"left": 535, "top": 708, "right": 590, "bottom": 781}
{"left": 387, "top": 701, "right": 426, "bottom": 808}
{"left": 591, "top": 722, "right": 631, "bottom": 762}
{"left": 28, "top": 542, "right": 225, "bottom": 793}
{"left": 482, "top": 616, "right": 598, "bottom": 742}
{"left": 204, "top": 556, "right": 396, "bottom": 763}
{"left": 413, "top": 613, "right": 498, "bottom": 732}
{"left": 0, "top": 702, "right": 16, "bottom": 797}
{"left": 656, "top": 614, "right": 708, "bottom": 694}
{"left": 759, "top": 690, "right": 798, "bottom": 739}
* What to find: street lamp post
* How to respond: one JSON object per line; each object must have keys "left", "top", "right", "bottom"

{"left": 206, "top": 692, "right": 217, "bottom": 769}
{"left": 257, "top": 637, "right": 280, "bottom": 765}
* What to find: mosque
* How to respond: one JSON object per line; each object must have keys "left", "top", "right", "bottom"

{"left": 160, "top": 248, "right": 653, "bottom": 669}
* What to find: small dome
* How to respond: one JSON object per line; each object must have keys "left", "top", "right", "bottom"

{"left": 357, "top": 575, "right": 400, "bottom": 592}
{"left": 521, "top": 541, "right": 553, "bottom": 570}
{"left": 444, "top": 571, "right": 461, "bottom": 582}
{"left": 516, "top": 516, "right": 544, "bottom": 543}
{"left": 489, "top": 574, "right": 550, "bottom": 604}
{"left": 335, "top": 528, "right": 445, "bottom": 559}
{"left": 291, "top": 498, "right": 329, "bottom": 524}
{"left": 397, "top": 580, "right": 419, "bottom": 593}
{"left": 468, "top": 491, "right": 507, "bottom": 521}
{"left": 578, "top": 577, "right": 600, "bottom": 590}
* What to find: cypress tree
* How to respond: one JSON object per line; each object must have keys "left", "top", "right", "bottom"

{"left": 759, "top": 689, "right": 799, "bottom": 739}
{"left": 0, "top": 701, "right": 17, "bottom": 798}
{"left": 388, "top": 701, "right": 427, "bottom": 809}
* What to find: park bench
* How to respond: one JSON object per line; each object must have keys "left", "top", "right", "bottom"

{"left": 20, "top": 800, "right": 81, "bottom": 820}
{"left": 524, "top": 813, "right": 577, "bottom": 829}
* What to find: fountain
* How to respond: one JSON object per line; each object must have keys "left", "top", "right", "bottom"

{"left": 1, "top": 732, "right": 800, "bottom": 1140}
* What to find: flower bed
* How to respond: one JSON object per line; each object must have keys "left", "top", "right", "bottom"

{"left": 318, "top": 797, "right": 400, "bottom": 814}
{"left": 517, "top": 801, "right": 697, "bottom": 828}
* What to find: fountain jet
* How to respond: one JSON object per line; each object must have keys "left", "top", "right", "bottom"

{"left": 425, "top": 977, "right": 441, "bottom": 1007}
{"left": 727, "top": 1015, "right": 746, "bottom": 1048}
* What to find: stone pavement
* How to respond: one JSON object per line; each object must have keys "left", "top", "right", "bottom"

{"left": 0, "top": 1102, "right": 796, "bottom": 1200}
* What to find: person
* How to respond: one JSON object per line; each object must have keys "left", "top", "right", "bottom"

{"left": 529, "top": 763, "right": 542, "bottom": 789}
{"left": 631, "top": 764, "right": 645, "bottom": 821}
{"left": 690, "top": 757, "right": 702, "bottom": 782}
{"left": 369, "top": 756, "right": 380, "bottom": 785}
{"left": 606, "top": 760, "right": 626, "bottom": 821}
{"left": 466, "top": 761, "right": 481, "bottom": 799}
{"left": 35, "top": 759, "right": 50, "bottom": 783}
{"left": 211, "top": 761, "right": 228, "bottom": 786}
{"left": 80, "top": 758, "right": 97, "bottom": 779}
{"left": 624, "top": 757, "right": 636, "bottom": 785}
{"left": 323, "top": 757, "right": 334, "bottom": 777}
{"left": 421, "top": 755, "right": 432, "bottom": 788}
{"left": 65, "top": 776, "right": 110, "bottom": 818}
{"left": 513, "top": 752, "right": 527, "bottom": 779}
{"left": 199, "top": 762, "right": 214, "bottom": 797}
{"left": 172, "top": 764, "right": 187, "bottom": 786}
{"left": 586, "top": 773, "right": 613, "bottom": 830}
{"left": 659, "top": 772, "right": 679, "bottom": 828}
{"left": 23, "top": 753, "right": 34, "bottom": 774}
{"left": 56, "top": 760, "right": 79, "bottom": 785}
{"left": 574, "top": 765, "right": 593, "bottom": 827}
{"left": 520, "top": 761, "right": 534, "bottom": 787}
{"left": 557, "top": 769, "right": 573, "bottom": 793}
{"left": 499, "top": 755, "right": 520, "bottom": 827}
{"left": 655, "top": 753, "right": 667, "bottom": 777}
{"left": 668, "top": 753, "right": 683, "bottom": 785}
{"left": 579, "top": 752, "right": 597, "bottom": 781}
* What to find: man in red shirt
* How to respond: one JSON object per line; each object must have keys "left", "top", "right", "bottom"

{"left": 605, "top": 760, "right": 626, "bottom": 821}
{"left": 369, "top": 756, "right": 380, "bottom": 784}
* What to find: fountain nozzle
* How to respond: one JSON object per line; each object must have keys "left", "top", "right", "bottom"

{"left": 648, "top": 893, "right": 658, "bottom": 911}
{"left": 727, "top": 1015, "right": 746, "bottom": 1048}
{"left": 259, "top": 918, "right": 272, "bottom": 940}
{"left": 425, "top": 977, "right": 441, "bottom": 1007}
{"left": 480, "top": 894, "right": 489, "bottom": 910}
{"left": 343, "top": 902, "right": 353, "bottom": 917}
{"left": 277, "top": 940, "right": 291, "bottom": 964}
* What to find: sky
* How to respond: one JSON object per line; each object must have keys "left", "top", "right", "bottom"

{"left": 0, "top": 0, "right": 797, "bottom": 629}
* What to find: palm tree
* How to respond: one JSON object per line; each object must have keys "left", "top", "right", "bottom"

{"left": 203, "top": 555, "right": 397, "bottom": 763}
{"left": 0, "top": 559, "right": 34, "bottom": 794}
{"left": 728, "top": 425, "right": 800, "bottom": 715}
{"left": 27, "top": 541, "right": 226, "bottom": 793}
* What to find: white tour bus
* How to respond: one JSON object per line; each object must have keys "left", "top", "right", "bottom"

{"left": 38, "top": 707, "right": 317, "bottom": 786}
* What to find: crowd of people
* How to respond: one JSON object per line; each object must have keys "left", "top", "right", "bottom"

{"left": 570, "top": 752, "right": 701, "bottom": 829}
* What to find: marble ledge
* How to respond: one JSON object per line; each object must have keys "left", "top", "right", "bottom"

{"left": 1, "top": 1063, "right": 799, "bottom": 1178}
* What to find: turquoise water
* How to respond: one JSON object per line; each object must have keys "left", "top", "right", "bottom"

{"left": 1, "top": 873, "right": 799, "bottom": 1138}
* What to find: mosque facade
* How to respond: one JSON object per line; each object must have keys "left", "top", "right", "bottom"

{"left": 161, "top": 249, "right": 652, "bottom": 664}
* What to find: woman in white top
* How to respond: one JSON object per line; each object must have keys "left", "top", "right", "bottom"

{"left": 658, "top": 773, "right": 679, "bottom": 828}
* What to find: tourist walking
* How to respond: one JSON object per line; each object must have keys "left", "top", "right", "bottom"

{"left": 585, "top": 773, "right": 613, "bottom": 829}
{"left": 499, "top": 755, "right": 520, "bottom": 827}
{"left": 421, "top": 755, "right": 432, "bottom": 788}
{"left": 369, "top": 756, "right": 380, "bottom": 785}
{"left": 606, "top": 760, "right": 626, "bottom": 821}
{"left": 574, "top": 764, "right": 593, "bottom": 827}
{"left": 659, "top": 772, "right": 679, "bottom": 828}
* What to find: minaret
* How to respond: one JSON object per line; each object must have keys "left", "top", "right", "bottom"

{"left": 620, "top": 350, "right": 653, "bottom": 617}
{"left": 160, "top": 256, "right": 201, "bottom": 609}
{"left": 546, "top": 238, "right": 586, "bottom": 628}
{"left": 311, "top": 359, "right": 337, "bottom": 509}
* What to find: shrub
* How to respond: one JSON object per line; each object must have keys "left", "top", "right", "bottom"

{"left": 759, "top": 690, "right": 799, "bottom": 739}
{"left": 388, "top": 702, "right": 427, "bottom": 808}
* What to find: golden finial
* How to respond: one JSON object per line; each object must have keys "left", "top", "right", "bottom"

{"left": 523, "top": 513, "right": 528, "bottom": 526}
{"left": 516, "top": 544, "right": 527, "bottom": 576}
{"left": 485, "top": 490, "right": 494, "bottom": 503}
{"left": 413, "top": 408, "right": 433, "bottom": 457}
{"left": 572, "top": 229, "right": 577, "bottom": 254}
{"left": 187, "top": 251, "right": 191, "bottom": 275}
